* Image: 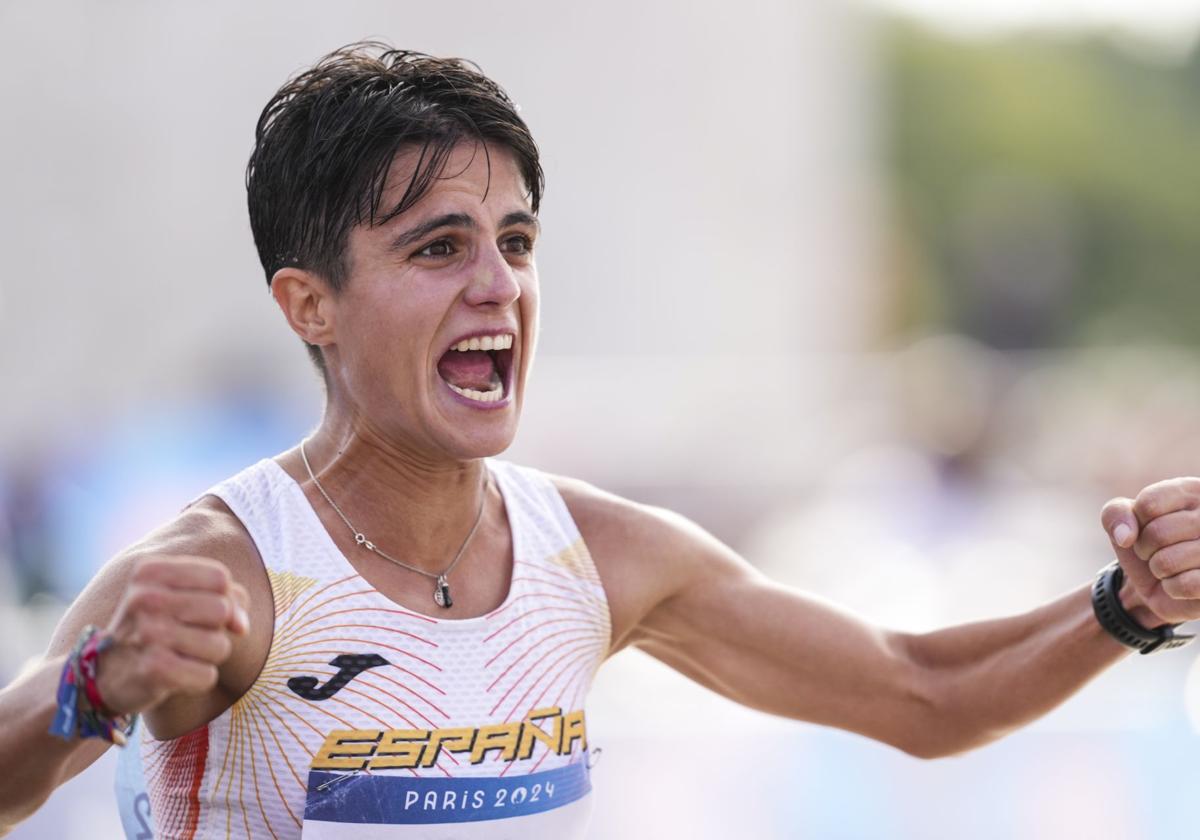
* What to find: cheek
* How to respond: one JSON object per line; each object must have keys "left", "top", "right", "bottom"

{"left": 338, "top": 300, "right": 424, "bottom": 379}
{"left": 341, "top": 306, "right": 390, "bottom": 358}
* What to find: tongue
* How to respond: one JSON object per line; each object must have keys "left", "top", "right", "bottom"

{"left": 437, "top": 350, "right": 498, "bottom": 391}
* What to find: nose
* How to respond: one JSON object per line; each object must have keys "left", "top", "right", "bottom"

{"left": 463, "top": 243, "right": 521, "bottom": 308}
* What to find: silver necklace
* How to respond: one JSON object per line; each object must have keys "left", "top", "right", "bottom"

{"left": 299, "top": 440, "right": 488, "bottom": 609}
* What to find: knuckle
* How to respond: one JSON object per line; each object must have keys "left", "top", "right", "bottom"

{"left": 1164, "top": 573, "right": 1200, "bottom": 600}
{"left": 130, "top": 555, "right": 163, "bottom": 582}
{"left": 1135, "top": 485, "right": 1172, "bottom": 521}
{"left": 1134, "top": 497, "right": 1160, "bottom": 523}
{"left": 1142, "top": 519, "right": 1168, "bottom": 549}
{"left": 1183, "top": 577, "right": 1200, "bottom": 599}
{"left": 195, "top": 593, "right": 229, "bottom": 625}
{"left": 181, "top": 662, "right": 219, "bottom": 694}
{"left": 1150, "top": 592, "right": 1188, "bottom": 624}
{"left": 210, "top": 599, "right": 233, "bottom": 628}
{"left": 1101, "top": 497, "right": 1128, "bottom": 518}
{"left": 129, "top": 585, "right": 167, "bottom": 615}
{"left": 202, "top": 561, "right": 233, "bottom": 591}
{"left": 139, "top": 646, "right": 174, "bottom": 685}
{"left": 135, "top": 612, "right": 168, "bottom": 642}
{"left": 124, "top": 585, "right": 149, "bottom": 611}
{"left": 1186, "top": 511, "right": 1200, "bottom": 538}
{"left": 193, "top": 628, "right": 230, "bottom": 662}
{"left": 126, "top": 612, "right": 149, "bottom": 646}
{"left": 198, "top": 664, "right": 220, "bottom": 691}
{"left": 1149, "top": 548, "right": 1180, "bottom": 579}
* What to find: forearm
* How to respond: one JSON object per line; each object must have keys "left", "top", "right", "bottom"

{"left": 0, "top": 656, "right": 109, "bottom": 832}
{"left": 900, "top": 581, "right": 1135, "bottom": 758}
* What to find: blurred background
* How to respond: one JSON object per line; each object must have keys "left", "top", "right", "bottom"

{"left": 3, "top": 0, "right": 1200, "bottom": 837}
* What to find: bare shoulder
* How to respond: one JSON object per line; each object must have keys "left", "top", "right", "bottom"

{"left": 48, "top": 496, "right": 261, "bottom": 648}
{"left": 137, "top": 494, "right": 271, "bottom": 622}
{"left": 129, "top": 494, "right": 263, "bottom": 585}
{"left": 546, "top": 474, "right": 667, "bottom": 551}
{"left": 546, "top": 473, "right": 757, "bottom": 654}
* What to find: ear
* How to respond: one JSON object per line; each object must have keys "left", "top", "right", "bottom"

{"left": 270, "top": 267, "right": 337, "bottom": 349}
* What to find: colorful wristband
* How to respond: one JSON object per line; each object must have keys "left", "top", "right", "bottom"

{"left": 48, "top": 625, "right": 135, "bottom": 746}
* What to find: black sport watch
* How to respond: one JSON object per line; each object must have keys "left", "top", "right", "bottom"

{"left": 1091, "top": 562, "right": 1194, "bottom": 655}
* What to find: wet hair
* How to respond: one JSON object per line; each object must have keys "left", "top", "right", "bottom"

{"left": 246, "top": 41, "right": 544, "bottom": 371}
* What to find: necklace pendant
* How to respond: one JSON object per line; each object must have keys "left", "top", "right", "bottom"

{"left": 434, "top": 575, "right": 453, "bottom": 609}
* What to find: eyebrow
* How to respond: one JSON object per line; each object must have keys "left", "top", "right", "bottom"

{"left": 389, "top": 210, "right": 541, "bottom": 251}
{"left": 390, "top": 213, "right": 475, "bottom": 251}
{"left": 500, "top": 211, "right": 541, "bottom": 233}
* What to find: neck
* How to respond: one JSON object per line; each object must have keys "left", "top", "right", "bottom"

{"left": 296, "top": 405, "right": 492, "bottom": 577}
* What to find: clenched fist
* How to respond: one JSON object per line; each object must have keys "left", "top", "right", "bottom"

{"left": 94, "top": 556, "right": 249, "bottom": 716}
{"left": 1103, "top": 478, "right": 1200, "bottom": 626}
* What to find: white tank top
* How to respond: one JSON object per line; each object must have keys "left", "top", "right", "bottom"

{"left": 114, "top": 456, "right": 611, "bottom": 839}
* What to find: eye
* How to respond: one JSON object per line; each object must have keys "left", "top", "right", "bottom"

{"left": 416, "top": 238, "right": 456, "bottom": 258}
{"left": 501, "top": 234, "right": 535, "bottom": 255}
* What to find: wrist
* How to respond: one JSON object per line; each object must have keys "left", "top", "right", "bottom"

{"left": 1118, "top": 579, "right": 1168, "bottom": 630}
{"left": 93, "top": 651, "right": 129, "bottom": 718}
{"left": 1092, "top": 562, "right": 1194, "bottom": 654}
{"left": 48, "top": 625, "right": 135, "bottom": 745}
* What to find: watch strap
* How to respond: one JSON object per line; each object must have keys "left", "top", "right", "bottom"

{"left": 1092, "top": 562, "right": 1194, "bottom": 654}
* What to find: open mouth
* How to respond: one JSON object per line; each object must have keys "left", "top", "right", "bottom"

{"left": 436, "top": 333, "right": 515, "bottom": 406}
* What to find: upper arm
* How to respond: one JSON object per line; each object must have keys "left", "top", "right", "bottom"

{"left": 553, "top": 475, "right": 932, "bottom": 754}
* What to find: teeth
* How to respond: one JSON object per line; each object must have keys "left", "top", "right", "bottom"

{"left": 450, "top": 334, "right": 513, "bottom": 352}
{"left": 442, "top": 334, "right": 512, "bottom": 405}
{"left": 446, "top": 381, "right": 505, "bottom": 403}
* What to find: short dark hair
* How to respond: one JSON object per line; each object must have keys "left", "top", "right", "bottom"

{"left": 246, "top": 41, "right": 545, "bottom": 371}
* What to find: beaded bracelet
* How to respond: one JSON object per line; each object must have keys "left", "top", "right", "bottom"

{"left": 48, "top": 624, "right": 136, "bottom": 746}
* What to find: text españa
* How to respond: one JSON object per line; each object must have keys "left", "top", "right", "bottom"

{"left": 311, "top": 707, "right": 588, "bottom": 771}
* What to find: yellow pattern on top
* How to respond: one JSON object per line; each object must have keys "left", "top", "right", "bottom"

{"left": 269, "top": 570, "right": 318, "bottom": 618}
{"left": 546, "top": 538, "right": 601, "bottom": 584}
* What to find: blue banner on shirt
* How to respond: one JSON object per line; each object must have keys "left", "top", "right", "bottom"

{"left": 304, "top": 758, "right": 591, "bottom": 825}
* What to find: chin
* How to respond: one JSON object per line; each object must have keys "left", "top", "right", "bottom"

{"left": 452, "top": 438, "right": 515, "bottom": 461}
{"left": 428, "top": 376, "right": 525, "bottom": 458}
{"left": 442, "top": 421, "right": 520, "bottom": 461}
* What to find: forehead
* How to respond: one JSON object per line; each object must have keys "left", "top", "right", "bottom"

{"left": 379, "top": 140, "right": 531, "bottom": 219}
